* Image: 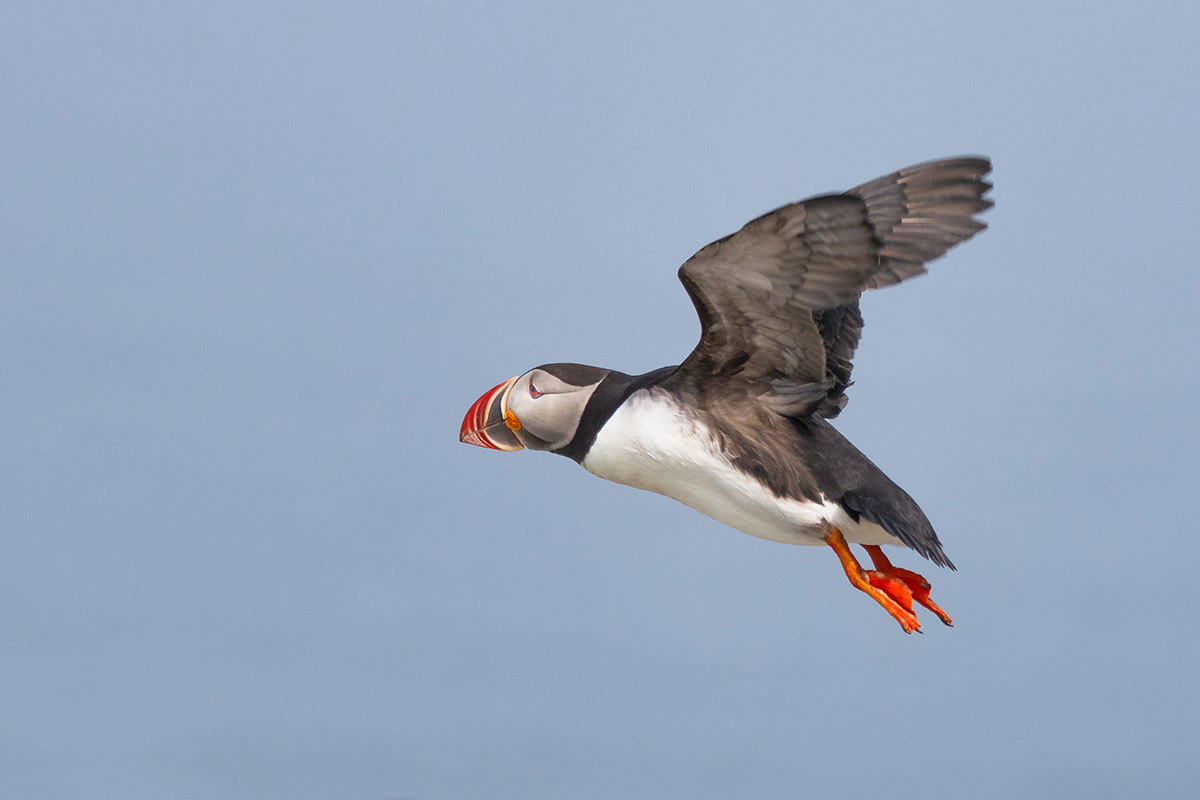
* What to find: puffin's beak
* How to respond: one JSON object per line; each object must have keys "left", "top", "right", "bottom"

{"left": 460, "top": 377, "right": 524, "bottom": 451}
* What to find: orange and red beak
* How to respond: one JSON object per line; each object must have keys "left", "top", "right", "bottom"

{"left": 459, "top": 377, "right": 524, "bottom": 451}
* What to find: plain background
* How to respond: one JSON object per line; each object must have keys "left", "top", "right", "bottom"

{"left": 3, "top": 2, "right": 1198, "bottom": 798}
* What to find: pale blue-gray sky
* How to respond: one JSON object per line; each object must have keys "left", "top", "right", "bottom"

{"left": 3, "top": 3, "right": 1198, "bottom": 798}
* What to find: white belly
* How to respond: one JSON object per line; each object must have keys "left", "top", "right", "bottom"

{"left": 581, "top": 391, "right": 903, "bottom": 548}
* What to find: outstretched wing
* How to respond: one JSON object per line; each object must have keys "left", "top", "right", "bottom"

{"left": 669, "top": 157, "right": 992, "bottom": 417}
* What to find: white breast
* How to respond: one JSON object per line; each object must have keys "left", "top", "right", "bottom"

{"left": 581, "top": 390, "right": 902, "bottom": 548}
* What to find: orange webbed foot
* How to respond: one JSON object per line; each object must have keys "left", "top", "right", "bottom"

{"left": 825, "top": 527, "right": 921, "bottom": 633}
{"left": 863, "top": 544, "right": 953, "bottom": 627}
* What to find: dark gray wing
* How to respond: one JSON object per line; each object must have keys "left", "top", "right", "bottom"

{"left": 669, "top": 157, "right": 992, "bottom": 417}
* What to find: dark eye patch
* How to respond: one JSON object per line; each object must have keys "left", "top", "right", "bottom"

{"left": 529, "top": 382, "right": 544, "bottom": 399}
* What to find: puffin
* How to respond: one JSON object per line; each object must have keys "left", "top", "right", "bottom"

{"left": 460, "top": 157, "right": 992, "bottom": 633}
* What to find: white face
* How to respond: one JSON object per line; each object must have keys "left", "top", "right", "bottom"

{"left": 505, "top": 366, "right": 605, "bottom": 451}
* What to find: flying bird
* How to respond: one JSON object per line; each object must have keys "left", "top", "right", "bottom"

{"left": 460, "top": 157, "right": 992, "bottom": 633}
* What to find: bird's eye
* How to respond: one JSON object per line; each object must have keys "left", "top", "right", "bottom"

{"left": 529, "top": 382, "right": 544, "bottom": 399}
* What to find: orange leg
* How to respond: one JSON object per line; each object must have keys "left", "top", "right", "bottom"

{"left": 863, "top": 545, "right": 953, "bottom": 627}
{"left": 825, "top": 527, "right": 920, "bottom": 633}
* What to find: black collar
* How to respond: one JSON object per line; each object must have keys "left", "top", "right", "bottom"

{"left": 553, "top": 365, "right": 677, "bottom": 463}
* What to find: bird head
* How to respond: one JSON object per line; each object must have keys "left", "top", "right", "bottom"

{"left": 459, "top": 363, "right": 609, "bottom": 452}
